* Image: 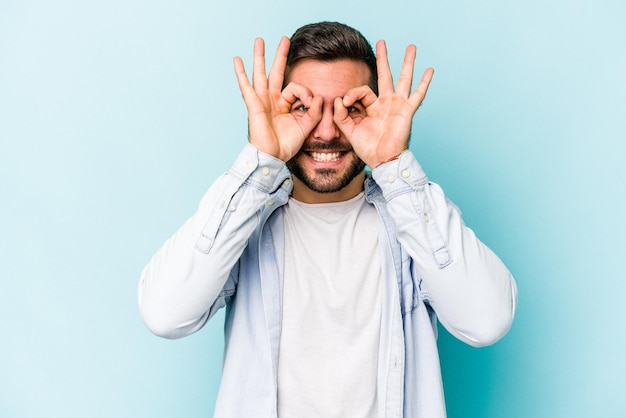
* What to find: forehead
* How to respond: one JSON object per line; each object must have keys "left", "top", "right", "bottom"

{"left": 285, "top": 59, "right": 371, "bottom": 97}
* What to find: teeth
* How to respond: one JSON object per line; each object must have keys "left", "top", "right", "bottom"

{"left": 311, "top": 152, "right": 342, "bottom": 162}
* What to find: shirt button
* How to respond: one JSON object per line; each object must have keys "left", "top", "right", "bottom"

{"left": 261, "top": 166, "right": 270, "bottom": 175}
{"left": 401, "top": 169, "right": 410, "bottom": 178}
{"left": 283, "top": 179, "right": 291, "bottom": 187}
{"left": 229, "top": 204, "right": 237, "bottom": 211}
{"left": 246, "top": 160, "right": 255, "bottom": 169}
{"left": 387, "top": 175, "right": 395, "bottom": 183}
{"left": 267, "top": 200, "right": 275, "bottom": 206}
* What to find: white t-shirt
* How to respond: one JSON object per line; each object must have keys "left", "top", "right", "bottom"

{"left": 278, "top": 192, "right": 383, "bottom": 418}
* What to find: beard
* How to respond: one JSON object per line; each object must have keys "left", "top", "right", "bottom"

{"left": 287, "top": 152, "right": 366, "bottom": 194}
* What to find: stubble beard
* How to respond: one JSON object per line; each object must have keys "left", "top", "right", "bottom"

{"left": 287, "top": 152, "right": 366, "bottom": 194}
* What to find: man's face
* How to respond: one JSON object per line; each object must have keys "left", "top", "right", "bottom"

{"left": 285, "top": 58, "right": 372, "bottom": 203}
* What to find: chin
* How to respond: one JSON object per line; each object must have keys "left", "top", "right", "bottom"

{"left": 287, "top": 156, "right": 366, "bottom": 194}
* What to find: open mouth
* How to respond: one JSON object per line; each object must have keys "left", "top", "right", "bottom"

{"left": 306, "top": 151, "right": 347, "bottom": 162}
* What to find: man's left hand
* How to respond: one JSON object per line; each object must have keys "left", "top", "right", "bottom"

{"left": 334, "top": 40, "right": 434, "bottom": 168}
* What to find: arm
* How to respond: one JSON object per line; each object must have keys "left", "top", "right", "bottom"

{"left": 139, "top": 36, "right": 319, "bottom": 338}
{"left": 336, "top": 41, "right": 516, "bottom": 346}
{"left": 373, "top": 152, "right": 517, "bottom": 347}
{"left": 138, "top": 145, "right": 288, "bottom": 339}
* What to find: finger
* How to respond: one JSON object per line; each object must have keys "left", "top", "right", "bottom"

{"left": 234, "top": 56, "right": 266, "bottom": 117}
{"left": 299, "top": 96, "right": 324, "bottom": 133}
{"left": 343, "top": 85, "right": 378, "bottom": 109}
{"left": 376, "top": 40, "right": 394, "bottom": 96}
{"left": 268, "top": 37, "right": 290, "bottom": 92}
{"left": 234, "top": 56, "right": 255, "bottom": 100}
{"left": 396, "top": 44, "right": 417, "bottom": 97}
{"left": 252, "top": 37, "right": 268, "bottom": 90}
{"left": 333, "top": 97, "right": 356, "bottom": 138}
{"left": 409, "top": 68, "right": 434, "bottom": 109}
{"left": 281, "top": 82, "right": 313, "bottom": 108}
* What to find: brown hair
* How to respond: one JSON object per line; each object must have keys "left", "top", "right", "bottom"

{"left": 285, "top": 22, "right": 378, "bottom": 94}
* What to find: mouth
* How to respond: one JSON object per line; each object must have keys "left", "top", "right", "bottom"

{"left": 304, "top": 151, "right": 349, "bottom": 163}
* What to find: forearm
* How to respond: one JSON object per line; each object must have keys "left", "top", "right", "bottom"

{"left": 138, "top": 144, "right": 289, "bottom": 339}
{"left": 373, "top": 151, "right": 517, "bottom": 347}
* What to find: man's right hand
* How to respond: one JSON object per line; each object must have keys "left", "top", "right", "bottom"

{"left": 234, "top": 37, "right": 323, "bottom": 162}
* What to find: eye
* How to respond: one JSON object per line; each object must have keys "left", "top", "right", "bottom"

{"left": 346, "top": 102, "right": 366, "bottom": 116}
{"left": 291, "top": 103, "right": 309, "bottom": 113}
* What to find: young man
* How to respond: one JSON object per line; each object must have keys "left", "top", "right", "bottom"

{"left": 139, "top": 22, "right": 517, "bottom": 418}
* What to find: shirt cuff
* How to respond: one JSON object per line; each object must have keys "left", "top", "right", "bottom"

{"left": 371, "top": 150, "right": 429, "bottom": 200}
{"left": 228, "top": 144, "right": 291, "bottom": 193}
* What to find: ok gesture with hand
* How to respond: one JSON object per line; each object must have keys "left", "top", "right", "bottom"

{"left": 234, "top": 37, "right": 323, "bottom": 162}
{"left": 334, "top": 40, "right": 434, "bottom": 168}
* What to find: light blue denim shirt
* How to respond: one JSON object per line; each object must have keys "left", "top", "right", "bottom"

{"left": 139, "top": 144, "right": 517, "bottom": 418}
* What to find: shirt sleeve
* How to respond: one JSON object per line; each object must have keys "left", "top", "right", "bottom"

{"left": 138, "top": 144, "right": 291, "bottom": 339}
{"left": 372, "top": 150, "right": 518, "bottom": 347}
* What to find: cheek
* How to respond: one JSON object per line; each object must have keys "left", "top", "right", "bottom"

{"left": 343, "top": 114, "right": 366, "bottom": 129}
{"left": 350, "top": 114, "right": 366, "bottom": 123}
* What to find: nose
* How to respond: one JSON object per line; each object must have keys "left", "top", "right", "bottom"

{"left": 311, "top": 102, "right": 340, "bottom": 141}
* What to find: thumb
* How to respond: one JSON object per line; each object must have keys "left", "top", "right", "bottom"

{"left": 333, "top": 97, "right": 356, "bottom": 139}
{"left": 299, "top": 96, "right": 324, "bottom": 136}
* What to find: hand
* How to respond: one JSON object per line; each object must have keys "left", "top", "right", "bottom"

{"left": 233, "top": 37, "right": 323, "bottom": 162}
{"left": 333, "top": 40, "right": 434, "bottom": 168}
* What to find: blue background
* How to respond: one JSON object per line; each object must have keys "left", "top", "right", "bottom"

{"left": 1, "top": 0, "right": 624, "bottom": 417}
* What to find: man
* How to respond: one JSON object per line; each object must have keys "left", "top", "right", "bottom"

{"left": 139, "top": 22, "right": 517, "bottom": 418}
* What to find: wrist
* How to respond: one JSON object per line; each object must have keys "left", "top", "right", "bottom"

{"left": 375, "top": 149, "right": 409, "bottom": 168}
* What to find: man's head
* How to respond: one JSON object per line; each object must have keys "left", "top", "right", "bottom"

{"left": 284, "top": 22, "right": 377, "bottom": 203}
{"left": 285, "top": 22, "right": 378, "bottom": 94}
